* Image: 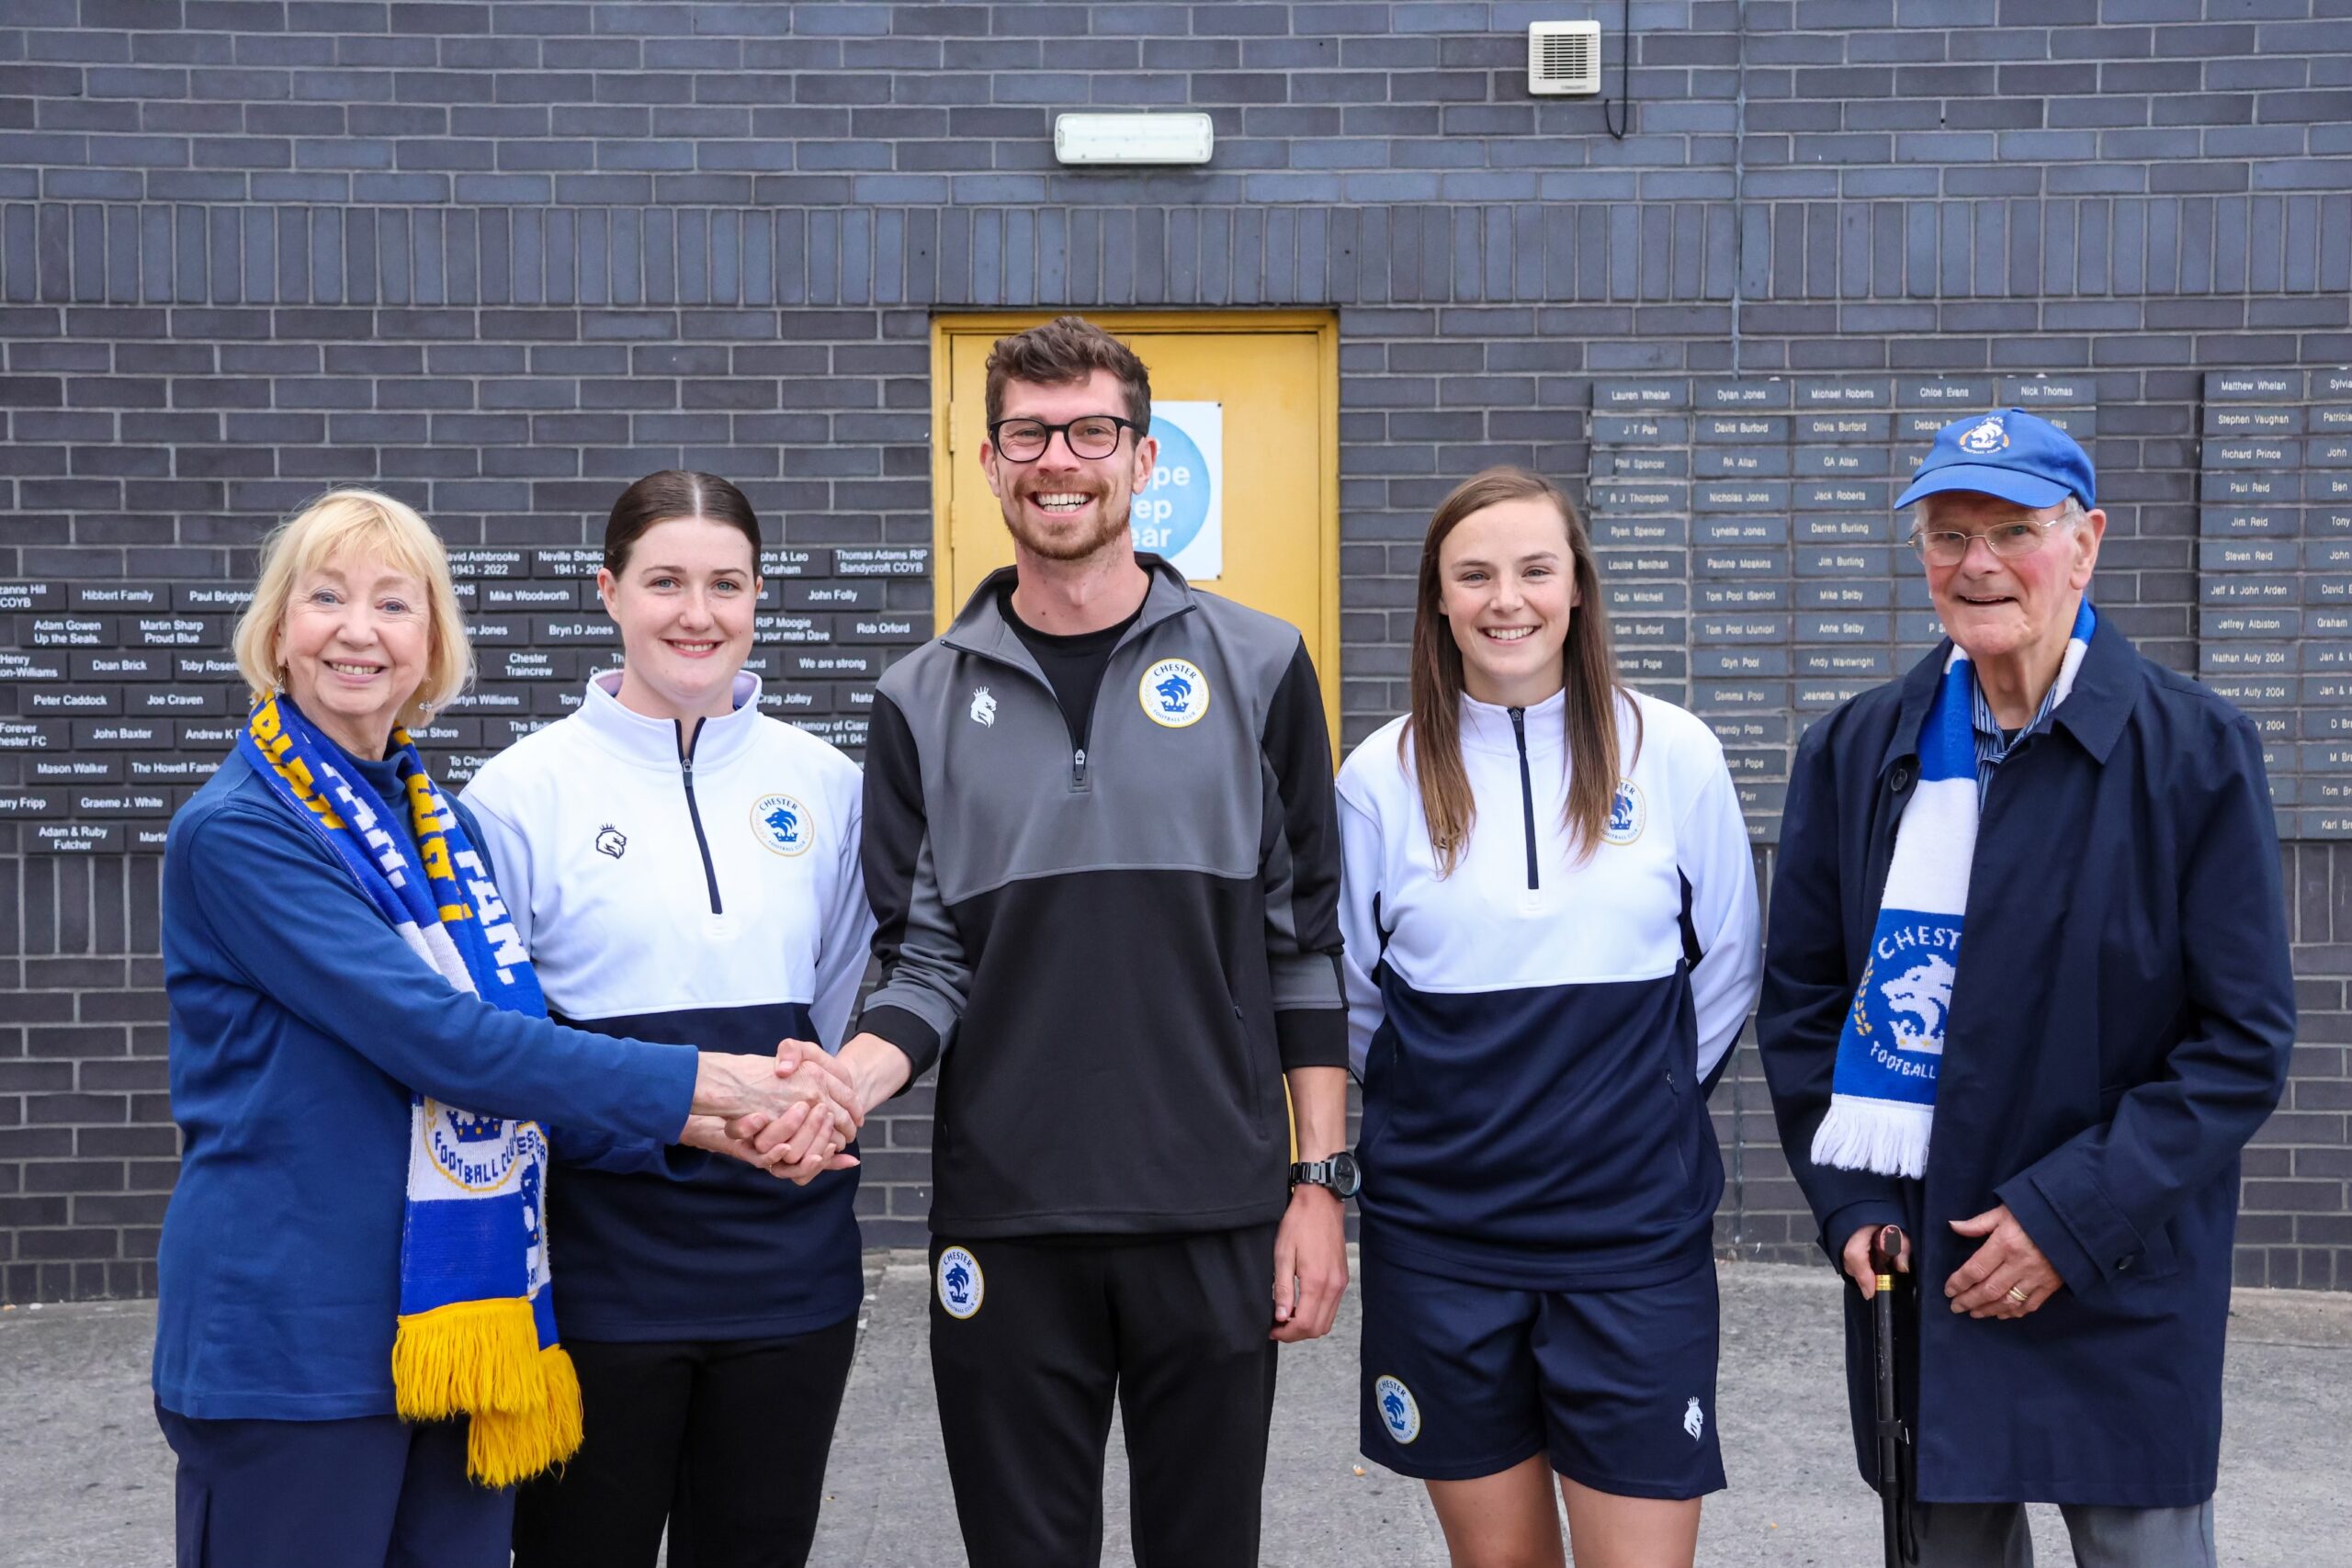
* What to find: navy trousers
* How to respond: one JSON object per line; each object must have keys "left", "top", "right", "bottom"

{"left": 156, "top": 1403, "right": 511, "bottom": 1568}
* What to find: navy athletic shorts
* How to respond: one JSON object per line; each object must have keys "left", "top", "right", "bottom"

{"left": 1357, "top": 1246, "right": 1726, "bottom": 1500}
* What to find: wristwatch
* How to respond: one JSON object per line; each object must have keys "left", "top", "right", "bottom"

{"left": 1289, "top": 1150, "right": 1361, "bottom": 1200}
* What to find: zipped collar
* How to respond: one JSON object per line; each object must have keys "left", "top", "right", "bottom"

{"left": 942, "top": 552, "right": 1198, "bottom": 682}
{"left": 1460, "top": 689, "right": 1568, "bottom": 758}
{"left": 578, "top": 668, "right": 764, "bottom": 770}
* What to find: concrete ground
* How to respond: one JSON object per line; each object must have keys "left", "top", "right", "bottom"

{"left": 3, "top": 1257, "right": 2346, "bottom": 1567}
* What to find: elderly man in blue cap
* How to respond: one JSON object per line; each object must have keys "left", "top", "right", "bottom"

{"left": 1758, "top": 410, "right": 2294, "bottom": 1565}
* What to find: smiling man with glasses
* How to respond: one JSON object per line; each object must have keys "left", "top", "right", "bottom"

{"left": 1758, "top": 409, "right": 2293, "bottom": 1567}
{"left": 804, "top": 316, "right": 1351, "bottom": 1568}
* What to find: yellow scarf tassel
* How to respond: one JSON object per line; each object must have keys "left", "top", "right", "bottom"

{"left": 392, "top": 1299, "right": 584, "bottom": 1486}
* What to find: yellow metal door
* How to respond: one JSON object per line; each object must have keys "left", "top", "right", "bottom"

{"left": 932, "top": 311, "right": 1341, "bottom": 739}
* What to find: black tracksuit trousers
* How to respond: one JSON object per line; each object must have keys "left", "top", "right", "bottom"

{"left": 928, "top": 1224, "right": 1283, "bottom": 1568}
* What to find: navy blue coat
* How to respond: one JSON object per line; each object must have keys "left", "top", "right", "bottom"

{"left": 1758, "top": 615, "right": 2294, "bottom": 1507}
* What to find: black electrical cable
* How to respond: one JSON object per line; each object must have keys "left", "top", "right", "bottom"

{"left": 1602, "top": 0, "right": 1634, "bottom": 141}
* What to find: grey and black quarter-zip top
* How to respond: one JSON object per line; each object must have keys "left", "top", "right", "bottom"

{"left": 856, "top": 556, "right": 1349, "bottom": 1237}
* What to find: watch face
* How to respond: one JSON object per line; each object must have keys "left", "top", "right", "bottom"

{"left": 1331, "top": 1151, "right": 1362, "bottom": 1198}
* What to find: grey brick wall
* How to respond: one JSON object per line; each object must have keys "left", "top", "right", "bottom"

{"left": 2, "top": 1, "right": 2348, "bottom": 1301}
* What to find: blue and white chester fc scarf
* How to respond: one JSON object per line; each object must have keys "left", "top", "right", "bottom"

{"left": 238, "top": 693, "right": 579, "bottom": 1486}
{"left": 1812, "top": 601, "right": 2096, "bottom": 1179}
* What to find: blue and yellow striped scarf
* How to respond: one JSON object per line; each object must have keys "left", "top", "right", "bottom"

{"left": 238, "top": 693, "right": 580, "bottom": 1486}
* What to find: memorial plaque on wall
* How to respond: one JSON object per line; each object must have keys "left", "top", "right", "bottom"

{"left": 1589, "top": 377, "right": 2098, "bottom": 841}
{"left": 0, "top": 545, "right": 933, "bottom": 854}
{"left": 2201, "top": 369, "right": 2352, "bottom": 840}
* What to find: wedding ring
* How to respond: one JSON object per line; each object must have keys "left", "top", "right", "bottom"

{"left": 2007, "top": 1284, "right": 2030, "bottom": 1304}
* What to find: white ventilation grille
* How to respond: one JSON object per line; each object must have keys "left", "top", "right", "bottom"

{"left": 1528, "top": 21, "right": 1602, "bottom": 97}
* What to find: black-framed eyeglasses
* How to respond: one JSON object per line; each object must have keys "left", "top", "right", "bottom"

{"left": 988, "top": 414, "right": 1142, "bottom": 462}
{"left": 1908, "top": 515, "right": 2075, "bottom": 567}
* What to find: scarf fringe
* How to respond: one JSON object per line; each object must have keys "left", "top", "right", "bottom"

{"left": 394, "top": 1301, "right": 582, "bottom": 1486}
{"left": 1811, "top": 1100, "right": 1933, "bottom": 1181}
{"left": 466, "top": 1346, "right": 585, "bottom": 1489}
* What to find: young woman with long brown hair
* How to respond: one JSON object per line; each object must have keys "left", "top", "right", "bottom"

{"left": 1337, "top": 468, "right": 1762, "bottom": 1568}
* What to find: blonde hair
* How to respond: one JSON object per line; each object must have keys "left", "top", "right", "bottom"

{"left": 232, "top": 488, "right": 473, "bottom": 730}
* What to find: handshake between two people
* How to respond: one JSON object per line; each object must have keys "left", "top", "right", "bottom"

{"left": 683, "top": 1034, "right": 914, "bottom": 1185}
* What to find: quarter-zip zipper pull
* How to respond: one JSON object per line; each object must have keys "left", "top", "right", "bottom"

{"left": 1508, "top": 705, "right": 1539, "bottom": 894}
{"left": 1072, "top": 747, "right": 1088, "bottom": 789}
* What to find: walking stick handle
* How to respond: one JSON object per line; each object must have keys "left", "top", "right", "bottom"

{"left": 1869, "top": 1224, "right": 1905, "bottom": 1281}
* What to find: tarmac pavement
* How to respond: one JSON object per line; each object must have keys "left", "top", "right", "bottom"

{"left": 3, "top": 1256, "right": 2346, "bottom": 1567}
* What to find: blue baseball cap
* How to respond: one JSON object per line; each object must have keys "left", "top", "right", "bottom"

{"left": 1894, "top": 408, "right": 2096, "bottom": 512}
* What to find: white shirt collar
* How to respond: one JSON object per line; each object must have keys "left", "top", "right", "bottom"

{"left": 1458, "top": 687, "right": 1569, "bottom": 757}
{"left": 577, "top": 668, "right": 763, "bottom": 767}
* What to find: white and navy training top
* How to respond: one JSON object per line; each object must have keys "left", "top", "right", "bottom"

{"left": 462, "top": 670, "right": 873, "bottom": 1342}
{"left": 1337, "top": 687, "right": 1763, "bottom": 1291}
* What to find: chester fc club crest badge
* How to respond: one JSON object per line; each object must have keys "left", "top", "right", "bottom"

{"left": 1602, "top": 779, "right": 1645, "bottom": 845}
{"left": 1958, "top": 415, "right": 2008, "bottom": 455}
{"left": 1139, "top": 659, "right": 1210, "bottom": 728}
{"left": 937, "top": 1246, "right": 984, "bottom": 1319}
{"left": 1374, "top": 1374, "right": 1420, "bottom": 1445}
{"left": 751, "top": 793, "right": 811, "bottom": 857}
{"left": 423, "top": 1100, "right": 521, "bottom": 1192}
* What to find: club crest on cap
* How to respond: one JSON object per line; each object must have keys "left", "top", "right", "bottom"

{"left": 1957, "top": 416, "right": 2008, "bottom": 455}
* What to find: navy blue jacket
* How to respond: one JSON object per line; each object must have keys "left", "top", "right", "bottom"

{"left": 1758, "top": 616, "right": 2294, "bottom": 1507}
{"left": 155, "top": 746, "right": 700, "bottom": 1421}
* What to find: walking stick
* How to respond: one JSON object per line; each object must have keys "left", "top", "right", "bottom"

{"left": 1870, "top": 1224, "right": 1916, "bottom": 1567}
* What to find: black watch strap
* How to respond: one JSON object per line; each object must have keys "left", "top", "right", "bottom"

{"left": 1289, "top": 1152, "right": 1360, "bottom": 1199}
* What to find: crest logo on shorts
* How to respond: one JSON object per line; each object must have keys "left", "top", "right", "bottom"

{"left": 594, "top": 824, "right": 627, "bottom": 859}
{"left": 1138, "top": 659, "right": 1211, "bottom": 728}
{"left": 1683, "top": 1396, "right": 1705, "bottom": 1440}
{"left": 1957, "top": 416, "right": 2008, "bottom": 455}
{"left": 969, "top": 686, "right": 997, "bottom": 728}
{"left": 751, "top": 793, "right": 811, "bottom": 857}
{"left": 1374, "top": 1374, "right": 1421, "bottom": 1445}
{"left": 1602, "top": 779, "right": 1646, "bottom": 845}
{"left": 937, "top": 1246, "right": 984, "bottom": 1319}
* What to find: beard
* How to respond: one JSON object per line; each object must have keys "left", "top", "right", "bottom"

{"left": 1001, "top": 477, "right": 1133, "bottom": 563}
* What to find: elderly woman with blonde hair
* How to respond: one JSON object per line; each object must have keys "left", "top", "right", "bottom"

{"left": 153, "top": 489, "right": 857, "bottom": 1568}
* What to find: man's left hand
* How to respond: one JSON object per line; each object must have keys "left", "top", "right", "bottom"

{"left": 1946, "top": 1203, "right": 2064, "bottom": 1319}
{"left": 1270, "top": 1184, "right": 1348, "bottom": 1343}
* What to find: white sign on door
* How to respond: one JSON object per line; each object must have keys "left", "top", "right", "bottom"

{"left": 1132, "top": 401, "right": 1223, "bottom": 581}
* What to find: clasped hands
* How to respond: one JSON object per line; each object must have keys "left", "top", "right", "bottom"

{"left": 1841, "top": 1202, "right": 2065, "bottom": 1321}
{"left": 683, "top": 1040, "right": 866, "bottom": 1185}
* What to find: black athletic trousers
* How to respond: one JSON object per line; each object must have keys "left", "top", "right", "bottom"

{"left": 509, "top": 1315, "right": 858, "bottom": 1568}
{"left": 928, "top": 1224, "right": 1282, "bottom": 1568}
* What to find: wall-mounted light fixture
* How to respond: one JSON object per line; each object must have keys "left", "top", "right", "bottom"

{"left": 1052, "top": 113, "right": 1216, "bottom": 166}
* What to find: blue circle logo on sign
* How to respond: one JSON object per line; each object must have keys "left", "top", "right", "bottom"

{"left": 1133, "top": 416, "right": 1212, "bottom": 560}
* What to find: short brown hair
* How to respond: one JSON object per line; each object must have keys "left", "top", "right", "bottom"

{"left": 983, "top": 315, "right": 1151, "bottom": 430}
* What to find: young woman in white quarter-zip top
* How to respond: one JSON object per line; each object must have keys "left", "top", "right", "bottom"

{"left": 463, "top": 471, "right": 874, "bottom": 1568}
{"left": 1339, "top": 468, "right": 1762, "bottom": 1568}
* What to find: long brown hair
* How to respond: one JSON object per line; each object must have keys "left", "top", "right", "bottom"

{"left": 1406, "top": 467, "right": 1639, "bottom": 875}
